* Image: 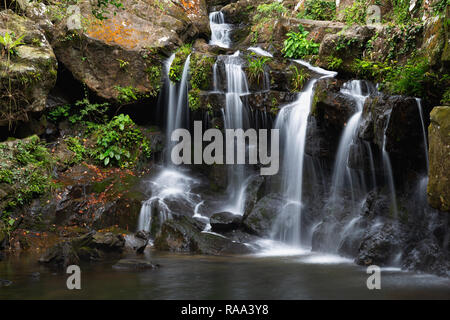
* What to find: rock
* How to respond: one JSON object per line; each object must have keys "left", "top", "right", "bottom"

{"left": 355, "top": 222, "right": 403, "bottom": 266}
{"left": 49, "top": 0, "right": 205, "bottom": 102}
{"left": 427, "top": 106, "right": 450, "bottom": 211}
{"left": 0, "top": 10, "right": 57, "bottom": 128}
{"left": 210, "top": 211, "right": 242, "bottom": 232}
{"left": 242, "top": 193, "right": 284, "bottom": 237}
{"left": 307, "top": 78, "right": 357, "bottom": 159}
{"left": 402, "top": 238, "right": 450, "bottom": 277}
{"left": 30, "top": 272, "right": 40, "bottom": 280}
{"left": 39, "top": 231, "right": 125, "bottom": 269}
{"left": 154, "top": 215, "right": 252, "bottom": 255}
{"left": 0, "top": 279, "right": 13, "bottom": 287}
{"left": 38, "top": 240, "right": 79, "bottom": 269}
{"left": 113, "top": 258, "right": 159, "bottom": 270}
{"left": 242, "top": 175, "right": 265, "bottom": 217}
{"left": 240, "top": 91, "right": 297, "bottom": 113}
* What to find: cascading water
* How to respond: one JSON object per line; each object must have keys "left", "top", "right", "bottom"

{"left": 382, "top": 112, "right": 398, "bottom": 217}
{"left": 329, "top": 80, "right": 376, "bottom": 203}
{"left": 415, "top": 98, "right": 429, "bottom": 170}
{"left": 219, "top": 51, "right": 252, "bottom": 215}
{"left": 271, "top": 61, "right": 336, "bottom": 246}
{"left": 138, "top": 54, "right": 197, "bottom": 233}
{"left": 209, "top": 11, "right": 232, "bottom": 48}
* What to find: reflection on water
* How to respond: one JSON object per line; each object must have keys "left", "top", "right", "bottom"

{"left": 1, "top": 250, "right": 449, "bottom": 300}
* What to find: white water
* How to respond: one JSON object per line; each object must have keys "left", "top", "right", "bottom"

{"left": 382, "top": 112, "right": 398, "bottom": 217}
{"left": 218, "top": 51, "right": 253, "bottom": 215}
{"left": 415, "top": 98, "right": 429, "bottom": 170}
{"left": 329, "top": 80, "right": 375, "bottom": 203}
{"left": 209, "top": 11, "right": 232, "bottom": 48}
{"left": 271, "top": 61, "right": 336, "bottom": 246}
{"left": 248, "top": 46, "right": 273, "bottom": 57}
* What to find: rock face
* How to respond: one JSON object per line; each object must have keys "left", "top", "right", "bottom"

{"left": 427, "top": 106, "right": 450, "bottom": 211}
{"left": 154, "top": 215, "right": 252, "bottom": 255}
{"left": 113, "top": 258, "right": 159, "bottom": 270}
{"left": 242, "top": 193, "right": 283, "bottom": 237}
{"left": 0, "top": 10, "right": 57, "bottom": 127}
{"left": 48, "top": 0, "right": 207, "bottom": 102}
{"left": 39, "top": 231, "right": 125, "bottom": 269}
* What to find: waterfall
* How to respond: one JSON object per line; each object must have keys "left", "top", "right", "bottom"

{"left": 218, "top": 51, "right": 252, "bottom": 215}
{"left": 209, "top": 11, "right": 232, "bottom": 48}
{"left": 382, "top": 112, "right": 398, "bottom": 217}
{"left": 329, "top": 80, "right": 376, "bottom": 203}
{"left": 138, "top": 54, "right": 195, "bottom": 233}
{"left": 165, "top": 54, "right": 191, "bottom": 163}
{"left": 415, "top": 98, "right": 429, "bottom": 170}
{"left": 271, "top": 61, "right": 336, "bottom": 246}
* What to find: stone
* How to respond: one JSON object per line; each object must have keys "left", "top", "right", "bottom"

{"left": 242, "top": 193, "right": 284, "bottom": 237}
{"left": 427, "top": 106, "right": 450, "bottom": 211}
{"left": 210, "top": 211, "right": 242, "bottom": 232}
{"left": 113, "top": 258, "right": 159, "bottom": 270}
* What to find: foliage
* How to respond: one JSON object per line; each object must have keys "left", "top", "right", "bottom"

{"left": 441, "top": 88, "right": 450, "bottom": 105}
{"left": 297, "top": 0, "right": 336, "bottom": 21}
{"left": 169, "top": 44, "right": 192, "bottom": 83}
{"left": 65, "top": 137, "right": 86, "bottom": 165}
{"left": 327, "top": 56, "right": 343, "bottom": 70}
{"left": 92, "top": 0, "right": 125, "bottom": 20}
{"left": 117, "top": 58, "right": 129, "bottom": 69}
{"left": 282, "top": 26, "right": 320, "bottom": 59}
{"left": 47, "top": 94, "right": 109, "bottom": 124}
{"left": 289, "top": 65, "right": 309, "bottom": 92}
{"left": 342, "top": 0, "right": 366, "bottom": 25}
{"left": 189, "top": 55, "right": 214, "bottom": 90}
{"left": 115, "top": 85, "right": 139, "bottom": 104}
{"left": 352, "top": 58, "right": 393, "bottom": 80}
{"left": 145, "top": 65, "right": 162, "bottom": 97}
{"left": 0, "top": 136, "right": 55, "bottom": 213}
{"left": 247, "top": 53, "right": 271, "bottom": 84}
{"left": 254, "top": 2, "right": 287, "bottom": 21}
{"left": 188, "top": 88, "right": 201, "bottom": 111}
{"left": 0, "top": 32, "right": 25, "bottom": 56}
{"left": 93, "top": 114, "right": 151, "bottom": 167}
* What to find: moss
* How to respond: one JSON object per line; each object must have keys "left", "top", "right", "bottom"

{"left": 145, "top": 64, "right": 162, "bottom": 97}
{"left": 188, "top": 88, "right": 201, "bottom": 111}
{"left": 189, "top": 54, "right": 214, "bottom": 90}
{"left": 169, "top": 44, "right": 192, "bottom": 83}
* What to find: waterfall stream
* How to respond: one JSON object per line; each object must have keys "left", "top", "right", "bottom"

{"left": 209, "top": 11, "right": 232, "bottom": 48}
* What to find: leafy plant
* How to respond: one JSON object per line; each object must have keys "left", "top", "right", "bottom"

{"left": 93, "top": 114, "right": 151, "bottom": 167}
{"left": 327, "top": 56, "right": 343, "bottom": 70}
{"left": 254, "top": 2, "right": 287, "bottom": 21}
{"left": 297, "top": 0, "right": 336, "bottom": 21}
{"left": 65, "top": 137, "right": 86, "bottom": 165}
{"left": 92, "top": 0, "right": 125, "bottom": 20}
{"left": 0, "top": 32, "right": 25, "bottom": 56}
{"left": 115, "top": 85, "right": 138, "bottom": 104}
{"left": 117, "top": 58, "right": 129, "bottom": 70}
{"left": 247, "top": 53, "right": 270, "bottom": 84}
{"left": 189, "top": 55, "right": 214, "bottom": 90}
{"left": 188, "top": 88, "right": 201, "bottom": 111}
{"left": 342, "top": 0, "right": 366, "bottom": 25}
{"left": 290, "top": 65, "right": 309, "bottom": 92}
{"left": 282, "top": 26, "right": 320, "bottom": 59}
{"left": 169, "top": 44, "right": 192, "bottom": 83}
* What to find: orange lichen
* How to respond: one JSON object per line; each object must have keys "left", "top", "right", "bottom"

{"left": 86, "top": 17, "right": 139, "bottom": 48}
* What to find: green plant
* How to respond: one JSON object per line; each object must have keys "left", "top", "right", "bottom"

{"left": 0, "top": 32, "right": 25, "bottom": 56}
{"left": 254, "top": 2, "right": 287, "bottom": 21}
{"left": 188, "top": 88, "right": 201, "bottom": 111}
{"left": 169, "top": 44, "right": 192, "bottom": 83}
{"left": 93, "top": 114, "right": 151, "bottom": 167}
{"left": 342, "top": 0, "right": 366, "bottom": 25}
{"left": 65, "top": 137, "right": 86, "bottom": 165}
{"left": 117, "top": 58, "right": 129, "bottom": 70}
{"left": 115, "top": 85, "right": 138, "bottom": 104}
{"left": 352, "top": 58, "right": 392, "bottom": 80}
{"left": 145, "top": 65, "right": 162, "bottom": 96}
{"left": 282, "top": 26, "right": 320, "bottom": 59}
{"left": 327, "top": 56, "right": 343, "bottom": 70}
{"left": 92, "top": 0, "right": 124, "bottom": 20}
{"left": 289, "top": 65, "right": 309, "bottom": 92}
{"left": 247, "top": 53, "right": 270, "bottom": 84}
{"left": 441, "top": 88, "right": 450, "bottom": 105}
{"left": 189, "top": 55, "right": 214, "bottom": 90}
{"left": 297, "top": 0, "right": 336, "bottom": 21}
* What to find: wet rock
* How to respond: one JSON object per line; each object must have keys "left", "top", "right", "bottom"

{"left": 241, "top": 91, "right": 297, "bottom": 112}
{"left": 39, "top": 231, "right": 125, "bottom": 269}
{"left": 154, "top": 215, "right": 252, "bottom": 255}
{"left": 242, "top": 175, "right": 265, "bottom": 217}
{"left": 210, "top": 211, "right": 242, "bottom": 232}
{"left": 355, "top": 223, "right": 403, "bottom": 266}
{"left": 427, "top": 106, "right": 450, "bottom": 211}
{"left": 113, "top": 259, "right": 159, "bottom": 270}
{"left": 242, "top": 193, "right": 284, "bottom": 237}
{"left": 0, "top": 10, "right": 57, "bottom": 128}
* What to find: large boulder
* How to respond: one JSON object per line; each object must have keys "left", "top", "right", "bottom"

{"left": 0, "top": 10, "right": 57, "bottom": 127}
{"left": 47, "top": 0, "right": 206, "bottom": 102}
{"left": 154, "top": 215, "right": 252, "bottom": 255}
{"left": 242, "top": 193, "right": 284, "bottom": 237}
{"left": 427, "top": 106, "right": 450, "bottom": 211}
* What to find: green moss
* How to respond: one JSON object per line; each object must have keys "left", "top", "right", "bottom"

{"left": 189, "top": 54, "right": 214, "bottom": 90}
{"left": 188, "top": 88, "right": 201, "bottom": 111}
{"left": 297, "top": 0, "right": 336, "bottom": 21}
{"left": 145, "top": 64, "right": 162, "bottom": 97}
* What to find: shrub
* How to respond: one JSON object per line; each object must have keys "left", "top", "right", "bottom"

{"left": 342, "top": 0, "right": 366, "bottom": 25}
{"left": 282, "top": 26, "right": 320, "bottom": 59}
{"left": 93, "top": 114, "right": 151, "bottom": 167}
{"left": 290, "top": 65, "right": 309, "bottom": 92}
{"left": 247, "top": 53, "right": 271, "bottom": 84}
{"left": 254, "top": 2, "right": 287, "bottom": 21}
{"left": 188, "top": 88, "right": 201, "bottom": 111}
{"left": 297, "top": 0, "right": 336, "bottom": 21}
